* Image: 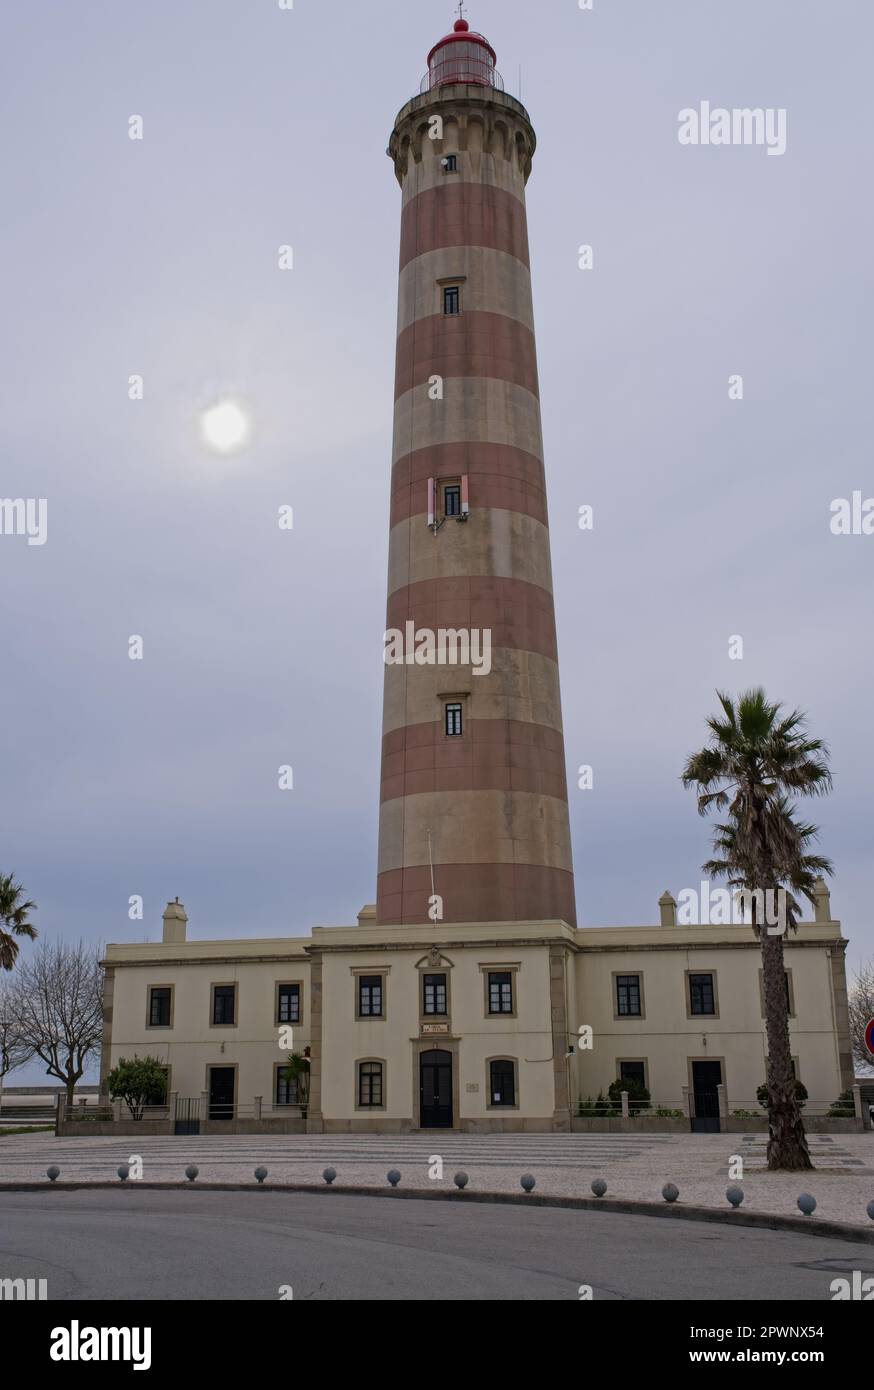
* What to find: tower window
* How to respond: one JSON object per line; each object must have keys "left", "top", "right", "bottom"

{"left": 445, "top": 703, "right": 463, "bottom": 737}
{"left": 443, "top": 285, "right": 461, "bottom": 316}
{"left": 443, "top": 484, "right": 461, "bottom": 517}
{"left": 442, "top": 154, "right": 458, "bottom": 173}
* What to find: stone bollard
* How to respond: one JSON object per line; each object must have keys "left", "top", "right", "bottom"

{"left": 323, "top": 1167, "right": 337, "bottom": 1185}
{"left": 797, "top": 1193, "right": 816, "bottom": 1216}
{"left": 46, "top": 1166, "right": 60, "bottom": 1183}
{"left": 387, "top": 1169, "right": 401, "bottom": 1188}
{"left": 185, "top": 1165, "right": 199, "bottom": 1182}
{"left": 254, "top": 1167, "right": 268, "bottom": 1184}
{"left": 454, "top": 1172, "right": 469, "bottom": 1190}
{"left": 520, "top": 1174, "right": 536, "bottom": 1193}
{"left": 726, "top": 1186, "right": 744, "bottom": 1208}
{"left": 591, "top": 1179, "right": 607, "bottom": 1198}
{"left": 117, "top": 1164, "right": 130, "bottom": 1182}
{"left": 662, "top": 1183, "right": 679, "bottom": 1203}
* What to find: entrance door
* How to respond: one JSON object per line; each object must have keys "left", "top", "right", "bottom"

{"left": 420, "top": 1049, "right": 452, "bottom": 1128}
{"left": 208, "top": 1067, "right": 236, "bottom": 1121}
{"left": 691, "top": 1061, "right": 722, "bottom": 1133}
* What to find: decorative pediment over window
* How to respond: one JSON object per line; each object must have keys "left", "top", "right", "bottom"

{"left": 415, "top": 949, "right": 454, "bottom": 971}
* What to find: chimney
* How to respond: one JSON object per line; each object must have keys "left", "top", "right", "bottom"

{"left": 813, "top": 877, "right": 832, "bottom": 924}
{"left": 162, "top": 899, "right": 188, "bottom": 943}
{"left": 659, "top": 890, "right": 677, "bottom": 927}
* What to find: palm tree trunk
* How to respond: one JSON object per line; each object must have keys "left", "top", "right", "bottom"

{"left": 762, "top": 930, "right": 812, "bottom": 1170}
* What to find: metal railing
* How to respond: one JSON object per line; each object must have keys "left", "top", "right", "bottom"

{"left": 420, "top": 63, "right": 504, "bottom": 94}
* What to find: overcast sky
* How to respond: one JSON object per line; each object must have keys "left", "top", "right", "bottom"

{"left": 2, "top": 1, "right": 872, "bottom": 1087}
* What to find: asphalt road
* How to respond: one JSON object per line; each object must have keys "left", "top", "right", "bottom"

{"left": 0, "top": 1190, "right": 869, "bottom": 1300}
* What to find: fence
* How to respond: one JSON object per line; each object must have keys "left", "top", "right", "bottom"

{"left": 56, "top": 1093, "right": 309, "bottom": 1138}
{"left": 573, "top": 1085, "right": 869, "bottom": 1134}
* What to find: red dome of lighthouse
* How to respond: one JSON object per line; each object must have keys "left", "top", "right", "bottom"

{"left": 424, "top": 14, "right": 501, "bottom": 91}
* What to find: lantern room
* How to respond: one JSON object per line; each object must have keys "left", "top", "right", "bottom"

{"left": 422, "top": 17, "right": 503, "bottom": 93}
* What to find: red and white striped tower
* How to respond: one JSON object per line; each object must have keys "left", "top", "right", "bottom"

{"left": 378, "top": 16, "right": 576, "bottom": 928}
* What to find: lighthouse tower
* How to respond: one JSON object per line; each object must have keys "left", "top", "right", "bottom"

{"left": 378, "top": 15, "right": 576, "bottom": 928}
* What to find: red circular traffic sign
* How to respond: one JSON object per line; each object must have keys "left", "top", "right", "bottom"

{"left": 865, "top": 1018, "right": 874, "bottom": 1058}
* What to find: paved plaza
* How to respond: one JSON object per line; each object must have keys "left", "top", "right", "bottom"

{"left": 1, "top": 1130, "right": 872, "bottom": 1227}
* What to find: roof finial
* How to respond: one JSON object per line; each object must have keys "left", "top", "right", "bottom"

{"left": 456, "top": 1, "right": 466, "bottom": 19}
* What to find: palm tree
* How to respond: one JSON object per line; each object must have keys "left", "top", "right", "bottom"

{"left": 0, "top": 873, "right": 37, "bottom": 970}
{"left": 682, "top": 689, "right": 832, "bottom": 1171}
{"left": 282, "top": 1050, "right": 311, "bottom": 1117}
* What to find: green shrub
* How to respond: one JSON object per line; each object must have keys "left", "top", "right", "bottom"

{"left": 731, "top": 1109, "right": 758, "bottom": 1119}
{"left": 578, "top": 1092, "right": 610, "bottom": 1118}
{"left": 655, "top": 1107, "right": 684, "bottom": 1118}
{"left": 107, "top": 1056, "right": 168, "bottom": 1120}
{"left": 607, "top": 1077, "right": 651, "bottom": 1116}
{"left": 827, "top": 1088, "right": 856, "bottom": 1118}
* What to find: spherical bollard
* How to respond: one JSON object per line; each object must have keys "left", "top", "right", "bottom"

{"left": 323, "top": 1167, "right": 337, "bottom": 1185}
{"left": 520, "top": 1173, "right": 536, "bottom": 1193}
{"left": 797, "top": 1193, "right": 816, "bottom": 1216}
{"left": 454, "top": 1172, "right": 469, "bottom": 1190}
{"left": 46, "top": 1165, "right": 60, "bottom": 1183}
{"left": 591, "top": 1178, "right": 607, "bottom": 1198}
{"left": 185, "top": 1165, "right": 199, "bottom": 1183}
{"left": 117, "top": 1164, "right": 130, "bottom": 1182}
{"left": 254, "top": 1166, "right": 268, "bottom": 1185}
{"left": 387, "top": 1169, "right": 401, "bottom": 1188}
{"left": 726, "top": 1186, "right": 744, "bottom": 1208}
{"left": 867, "top": 1200, "right": 874, "bottom": 1222}
{"left": 662, "top": 1183, "right": 679, "bottom": 1204}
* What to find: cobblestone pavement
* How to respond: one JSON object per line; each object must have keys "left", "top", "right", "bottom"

{"left": 1, "top": 1131, "right": 872, "bottom": 1226}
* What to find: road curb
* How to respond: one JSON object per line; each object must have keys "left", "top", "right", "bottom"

{"left": 1, "top": 1180, "right": 871, "bottom": 1241}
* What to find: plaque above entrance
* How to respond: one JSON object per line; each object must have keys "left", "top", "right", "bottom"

{"left": 421, "top": 1022, "right": 450, "bottom": 1035}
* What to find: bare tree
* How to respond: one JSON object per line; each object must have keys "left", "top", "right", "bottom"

{"left": 849, "top": 958, "right": 874, "bottom": 1068}
{"left": 12, "top": 939, "right": 103, "bottom": 1109}
{"left": 0, "top": 979, "right": 32, "bottom": 1119}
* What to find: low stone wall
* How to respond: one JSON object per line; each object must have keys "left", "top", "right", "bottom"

{"left": 572, "top": 1117, "right": 689, "bottom": 1134}
{"left": 57, "top": 1119, "right": 172, "bottom": 1138}
{"left": 724, "top": 1116, "right": 862, "bottom": 1134}
{"left": 201, "top": 1117, "right": 307, "bottom": 1136}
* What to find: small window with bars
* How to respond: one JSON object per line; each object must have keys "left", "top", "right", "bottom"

{"left": 443, "top": 285, "right": 461, "bottom": 316}
{"left": 442, "top": 154, "right": 458, "bottom": 173}
{"left": 443, "top": 484, "right": 461, "bottom": 517}
{"left": 445, "top": 703, "right": 463, "bottom": 737}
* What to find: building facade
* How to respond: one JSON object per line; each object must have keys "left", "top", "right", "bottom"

{"left": 97, "top": 19, "right": 855, "bottom": 1136}
{"left": 99, "top": 887, "right": 853, "bottom": 1133}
